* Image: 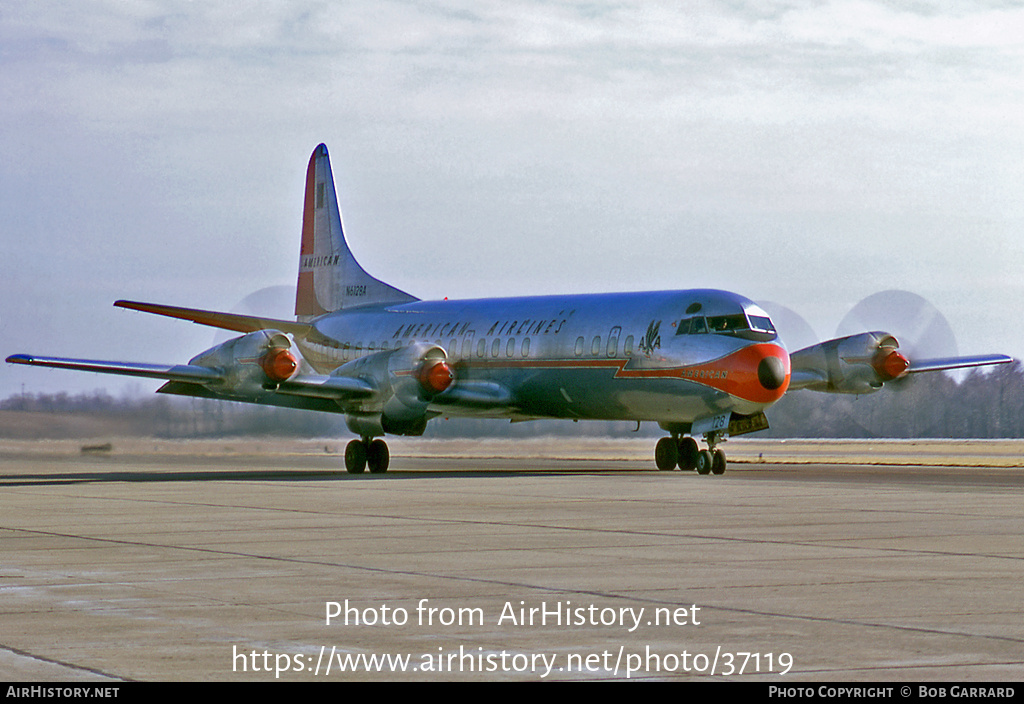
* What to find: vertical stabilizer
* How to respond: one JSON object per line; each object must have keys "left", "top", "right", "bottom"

{"left": 295, "top": 144, "right": 418, "bottom": 319}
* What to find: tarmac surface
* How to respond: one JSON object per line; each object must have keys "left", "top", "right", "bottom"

{"left": 1, "top": 439, "right": 1022, "bottom": 681}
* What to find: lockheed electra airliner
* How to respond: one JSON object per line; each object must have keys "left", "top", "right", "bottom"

{"left": 8, "top": 144, "right": 1014, "bottom": 474}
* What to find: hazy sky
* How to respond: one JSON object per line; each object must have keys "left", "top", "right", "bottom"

{"left": 2, "top": 1, "right": 1022, "bottom": 398}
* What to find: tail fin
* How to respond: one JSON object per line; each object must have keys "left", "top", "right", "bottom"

{"left": 295, "top": 144, "right": 418, "bottom": 319}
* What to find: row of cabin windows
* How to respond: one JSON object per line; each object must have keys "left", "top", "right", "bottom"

{"left": 333, "top": 337, "right": 532, "bottom": 361}
{"left": 331, "top": 331, "right": 634, "bottom": 362}
{"left": 574, "top": 332, "right": 634, "bottom": 358}
{"left": 477, "top": 337, "right": 532, "bottom": 358}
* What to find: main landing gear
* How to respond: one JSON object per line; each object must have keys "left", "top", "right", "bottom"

{"left": 345, "top": 437, "right": 390, "bottom": 474}
{"left": 654, "top": 431, "right": 726, "bottom": 475}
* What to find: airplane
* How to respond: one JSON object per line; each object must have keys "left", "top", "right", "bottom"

{"left": 7, "top": 144, "right": 1014, "bottom": 474}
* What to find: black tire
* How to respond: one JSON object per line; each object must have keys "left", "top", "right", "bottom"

{"left": 711, "top": 449, "right": 726, "bottom": 475}
{"left": 655, "top": 437, "right": 678, "bottom": 470}
{"left": 696, "top": 450, "right": 713, "bottom": 475}
{"left": 677, "top": 437, "right": 699, "bottom": 471}
{"left": 367, "top": 439, "right": 390, "bottom": 474}
{"left": 345, "top": 440, "right": 367, "bottom": 474}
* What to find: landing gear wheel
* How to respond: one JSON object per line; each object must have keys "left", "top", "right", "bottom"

{"left": 711, "top": 449, "right": 727, "bottom": 475}
{"left": 345, "top": 440, "right": 367, "bottom": 474}
{"left": 367, "top": 439, "right": 390, "bottom": 474}
{"left": 677, "top": 437, "right": 699, "bottom": 471}
{"left": 695, "top": 450, "right": 713, "bottom": 475}
{"left": 655, "top": 437, "right": 679, "bottom": 471}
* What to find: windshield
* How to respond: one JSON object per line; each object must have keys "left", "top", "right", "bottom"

{"left": 676, "top": 312, "right": 777, "bottom": 341}
{"left": 748, "top": 315, "right": 776, "bottom": 335}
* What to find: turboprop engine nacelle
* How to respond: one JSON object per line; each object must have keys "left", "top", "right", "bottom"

{"left": 334, "top": 341, "right": 454, "bottom": 436}
{"left": 188, "top": 329, "right": 300, "bottom": 394}
{"left": 789, "top": 331, "right": 910, "bottom": 394}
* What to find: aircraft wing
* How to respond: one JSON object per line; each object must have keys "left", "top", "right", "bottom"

{"left": 788, "top": 332, "right": 1014, "bottom": 393}
{"left": 906, "top": 354, "right": 1014, "bottom": 374}
{"left": 6, "top": 352, "right": 376, "bottom": 411}
{"left": 274, "top": 375, "right": 376, "bottom": 399}
{"left": 5, "top": 354, "right": 223, "bottom": 383}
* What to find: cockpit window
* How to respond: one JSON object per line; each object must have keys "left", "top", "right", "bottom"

{"left": 706, "top": 315, "right": 747, "bottom": 333}
{"left": 676, "top": 312, "right": 777, "bottom": 341}
{"left": 676, "top": 317, "right": 707, "bottom": 335}
{"left": 748, "top": 315, "right": 776, "bottom": 335}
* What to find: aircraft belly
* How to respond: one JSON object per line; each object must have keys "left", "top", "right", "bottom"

{"left": 501, "top": 366, "right": 730, "bottom": 423}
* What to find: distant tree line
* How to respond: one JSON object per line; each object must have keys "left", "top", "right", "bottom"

{"left": 0, "top": 391, "right": 343, "bottom": 438}
{"left": 761, "top": 362, "right": 1024, "bottom": 439}
{"left": 2, "top": 361, "right": 1022, "bottom": 439}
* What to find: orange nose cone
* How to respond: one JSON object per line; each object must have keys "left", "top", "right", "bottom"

{"left": 757, "top": 354, "right": 787, "bottom": 391}
{"left": 418, "top": 360, "right": 454, "bottom": 395}
{"left": 751, "top": 344, "right": 791, "bottom": 403}
{"left": 677, "top": 343, "right": 789, "bottom": 406}
{"left": 261, "top": 348, "right": 299, "bottom": 382}
{"left": 874, "top": 349, "right": 910, "bottom": 381}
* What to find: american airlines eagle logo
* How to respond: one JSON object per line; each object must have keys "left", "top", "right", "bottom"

{"left": 638, "top": 320, "right": 661, "bottom": 356}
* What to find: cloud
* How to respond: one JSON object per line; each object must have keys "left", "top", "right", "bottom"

{"left": 1, "top": 1, "right": 1022, "bottom": 397}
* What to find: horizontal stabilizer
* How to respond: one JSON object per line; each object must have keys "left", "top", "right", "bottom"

{"left": 6, "top": 354, "right": 222, "bottom": 383}
{"left": 115, "top": 300, "right": 314, "bottom": 337}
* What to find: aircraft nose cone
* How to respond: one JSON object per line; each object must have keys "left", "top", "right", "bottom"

{"left": 758, "top": 355, "right": 786, "bottom": 391}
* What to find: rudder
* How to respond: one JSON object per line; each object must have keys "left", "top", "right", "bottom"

{"left": 295, "top": 144, "right": 417, "bottom": 319}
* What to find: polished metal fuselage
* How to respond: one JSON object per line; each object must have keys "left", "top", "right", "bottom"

{"left": 296, "top": 288, "right": 788, "bottom": 425}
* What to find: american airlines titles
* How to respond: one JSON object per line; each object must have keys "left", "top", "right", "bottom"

{"left": 682, "top": 367, "right": 729, "bottom": 380}
{"left": 391, "top": 317, "right": 568, "bottom": 340}
{"left": 301, "top": 254, "right": 341, "bottom": 268}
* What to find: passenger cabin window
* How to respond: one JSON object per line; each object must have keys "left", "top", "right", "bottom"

{"left": 607, "top": 326, "right": 621, "bottom": 357}
{"left": 575, "top": 336, "right": 585, "bottom": 356}
{"left": 623, "top": 335, "right": 634, "bottom": 356}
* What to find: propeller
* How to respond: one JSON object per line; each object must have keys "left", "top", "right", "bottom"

{"left": 756, "top": 301, "right": 820, "bottom": 353}
{"left": 834, "top": 290, "right": 958, "bottom": 392}
{"left": 831, "top": 290, "right": 961, "bottom": 436}
{"left": 214, "top": 285, "right": 294, "bottom": 344}
{"left": 835, "top": 290, "right": 958, "bottom": 361}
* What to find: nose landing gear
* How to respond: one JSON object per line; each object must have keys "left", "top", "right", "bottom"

{"left": 655, "top": 431, "right": 726, "bottom": 474}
